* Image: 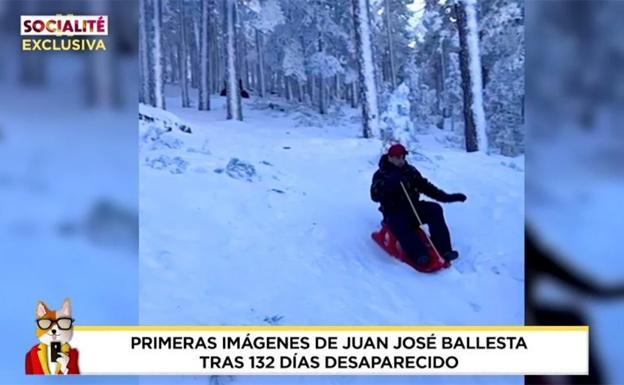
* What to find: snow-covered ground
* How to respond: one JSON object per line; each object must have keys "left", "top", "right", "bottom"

{"left": 139, "top": 94, "right": 524, "bottom": 385}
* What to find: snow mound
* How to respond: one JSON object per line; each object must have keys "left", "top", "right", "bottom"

{"left": 225, "top": 158, "right": 259, "bottom": 182}
{"left": 140, "top": 103, "right": 193, "bottom": 134}
{"left": 142, "top": 126, "right": 184, "bottom": 150}
{"left": 187, "top": 139, "right": 212, "bottom": 155}
{"left": 145, "top": 155, "right": 189, "bottom": 174}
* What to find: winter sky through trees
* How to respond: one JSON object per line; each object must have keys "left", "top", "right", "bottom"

{"left": 140, "top": 0, "right": 524, "bottom": 156}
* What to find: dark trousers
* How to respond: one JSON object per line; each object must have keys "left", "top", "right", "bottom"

{"left": 385, "top": 201, "right": 452, "bottom": 263}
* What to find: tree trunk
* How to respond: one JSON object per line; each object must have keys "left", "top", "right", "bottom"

{"left": 242, "top": 37, "right": 249, "bottom": 90}
{"left": 224, "top": 0, "right": 242, "bottom": 120}
{"left": 250, "top": 57, "right": 256, "bottom": 93}
{"left": 464, "top": 0, "right": 488, "bottom": 151}
{"left": 297, "top": 80, "right": 303, "bottom": 102}
{"left": 285, "top": 76, "right": 292, "bottom": 101}
{"left": 318, "top": 76, "right": 326, "bottom": 114}
{"left": 199, "top": 0, "right": 212, "bottom": 111}
{"left": 255, "top": 29, "right": 265, "bottom": 97}
{"left": 178, "top": 0, "right": 190, "bottom": 107}
{"left": 212, "top": 20, "right": 220, "bottom": 93}
{"left": 316, "top": 2, "right": 325, "bottom": 114}
{"left": 433, "top": 48, "right": 444, "bottom": 129}
{"left": 170, "top": 49, "right": 178, "bottom": 84}
{"left": 309, "top": 76, "right": 315, "bottom": 107}
{"left": 235, "top": 2, "right": 243, "bottom": 118}
{"left": 383, "top": 0, "right": 396, "bottom": 89}
{"left": 352, "top": 0, "right": 379, "bottom": 138}
{"left": 150, "top": 0, "right": 165, "bottom": 109}
{"left": 455, "top": 1, "right": 486, "bottom": 152}
{"left": 335, "top": 75, "right": 341, "bottom": 102}
{"left": 351, "top": 81, "right": 358, "bottom": 108}
{"left": 455, "top": 2, "right": 476, "bottom": 152}
{"left": 139, "top": 0, "right": 151, "bottom": 104}
{"left": 440, "top": 38, "right": 451, "bottom": 128}
{"left": 236, "top": 25, "right": 244, "bottom": 92}
{"left": 190, "top": 13, "right": 200, "bottom": 89}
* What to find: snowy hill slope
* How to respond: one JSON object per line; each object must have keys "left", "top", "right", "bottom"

{"left": 139, "top": 96, "right": 524, "bottom": 385}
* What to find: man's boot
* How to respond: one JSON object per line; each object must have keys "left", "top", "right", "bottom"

{"left": 442, "top": 250, "right": 459, "bottom": 262}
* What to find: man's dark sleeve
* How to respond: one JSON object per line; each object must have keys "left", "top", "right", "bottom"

{"left": 408, "top": 167, "right": 452, "bottom": 202}
{"left": 370, "top": 171, "right": 386, "bottom": 202}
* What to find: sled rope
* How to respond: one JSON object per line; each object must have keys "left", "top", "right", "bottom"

{"left": 400, "top": 181, "right": 443, "bottom": 258}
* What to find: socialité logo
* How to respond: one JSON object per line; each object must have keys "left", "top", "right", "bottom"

{"left": 20, "top": 15, "right": 108, "bottom": 51}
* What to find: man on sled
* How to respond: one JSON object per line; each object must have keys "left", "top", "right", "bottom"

{"left": 370, "top": 144, "right": 466, "bottom": 268}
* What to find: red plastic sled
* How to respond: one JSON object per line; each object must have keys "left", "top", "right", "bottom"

{"left": 372, "top": 223, "right": 450, "bottom": 273}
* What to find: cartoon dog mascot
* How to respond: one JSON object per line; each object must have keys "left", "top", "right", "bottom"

{"left": 25, "top": 299, "right": 80, "bottom": 375}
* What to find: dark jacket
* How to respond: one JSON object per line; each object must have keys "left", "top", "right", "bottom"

{"left": 371, "top": 154, "right": 453, "bottom": 213}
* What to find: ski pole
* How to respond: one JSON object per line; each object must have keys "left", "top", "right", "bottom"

{"left": 400, "top": 181, "right": 442, "bottom": 258}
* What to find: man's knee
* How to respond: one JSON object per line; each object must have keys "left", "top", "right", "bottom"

{"left": 417, "top": 202, "right": 445, "bottom": 226}
{"left": 424, "top": 202, "right": 443, "bottom": 218}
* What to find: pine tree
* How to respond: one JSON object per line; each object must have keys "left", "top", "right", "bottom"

{"left": 251, "top": 0, "right": 285, "bottom": 98}
{"left": 282, "top": 40, "right": 307, "bottom": 101}
{"left": 481, "top": 0, "right": 524, "bottom": 155}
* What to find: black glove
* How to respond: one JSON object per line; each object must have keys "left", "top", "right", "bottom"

{"left": 447, "top": 193, "right": 467, "bottom": 202}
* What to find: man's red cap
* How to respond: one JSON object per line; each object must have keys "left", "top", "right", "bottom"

{"left": 387, "top": 143, "right": 408, "bottom": 157}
